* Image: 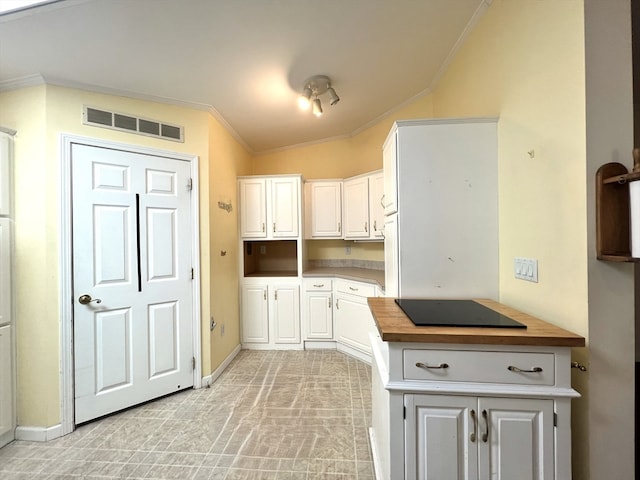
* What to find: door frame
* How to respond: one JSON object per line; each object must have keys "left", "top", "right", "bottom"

{"left": 59, "top": 133, "right": 201, "bottom": 435}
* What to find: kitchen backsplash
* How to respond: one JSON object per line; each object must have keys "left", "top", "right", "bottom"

{"left": 307, "top": 259, "right": 384, "bottom": 271}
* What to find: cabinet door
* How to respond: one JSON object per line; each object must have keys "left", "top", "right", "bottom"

{"left": 369, "top": 171, "right": 385, "bottom": 238}
{"left": 241, "top": 284, "right": 269, "bottom": 343}
{"left": 304, "top": 291, "right": 333, "bottom": 339}
{"left": 383, "top": 215, "right": 398, "bottom": 297}
{"left": 478, "top": 397, "right": 554, "bottom": 480}
{"left": 239, "top": 178, "right": 267, "bottom": 238}
{"left": 0, "top": 325, "right": 13, "bottom": 440}
{"left": 382, "top": 131, "right": 397, "bottom": 216}
{"left": 334, "top": 292, "right": 374, "bottom": 354}
{"left": 273, "top": 284, "right": 300, "bottom": 343}
{"left": 343, "top": 176, "right": 369, "bottom": 238}
{"left": 405, "top": 394, "right": 478, "bottom": 480}
{"left": 309, "top": 181, "right": 342, "bottom": 238}
{"left": 271, "top": 177, "right": 299, "bottom": 238}
{"left": 0, "top": 219, "right": 10, "bottom": 327}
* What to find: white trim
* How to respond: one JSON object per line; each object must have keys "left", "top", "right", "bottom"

{"left": 201, "top": 345, "right": 241, "bottom": 388}
{"left": 0, "top": 74, "right": 45, "bottom": 92}
{"left": 15, "top": 424, "right": 63, "bottom": 442}
{"left": 368, "top": 427, "right": 386, "bottom": 480}
{"left": 59, "top": 133, "right": 202, "bottom": 432}
{"left": 336, "top": 343, "right": 372, "bottom": 365}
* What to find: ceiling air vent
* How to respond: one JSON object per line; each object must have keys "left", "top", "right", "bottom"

{"left": 83, "top": 106, "right": 184, "bottom": 142}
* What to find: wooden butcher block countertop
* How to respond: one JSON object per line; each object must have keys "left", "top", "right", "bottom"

{"left": 368, "top": 297, "right": 585, "bottom": 347}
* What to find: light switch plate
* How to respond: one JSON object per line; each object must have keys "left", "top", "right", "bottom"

{"left": 514, "top": 257, "right": 538, "bottom": 283}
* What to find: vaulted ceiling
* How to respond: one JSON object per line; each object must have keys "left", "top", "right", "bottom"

{"left": 0, "top": 0, "right": 489, "bottom": 153}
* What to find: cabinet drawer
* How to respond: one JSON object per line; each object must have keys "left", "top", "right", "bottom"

{"left": 335, "top": 279, "right": 376, "bottom": 297}
{"left": 303, "top": 278, "right": 333, "bottom": 292}
{"left": 403, "top": 349, "right": 555, "bottom": 386}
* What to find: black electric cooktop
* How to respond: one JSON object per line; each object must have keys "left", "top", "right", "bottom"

{"left": 394, "top": 299, "right": 526, "bottom": 329}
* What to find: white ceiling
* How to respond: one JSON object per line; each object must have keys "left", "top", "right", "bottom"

{"left": 0, "top": 0, "right": 488, "bottom": 153}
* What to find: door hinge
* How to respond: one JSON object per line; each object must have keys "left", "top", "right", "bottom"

{"left": 553, "top": 412, "right": 558, "bottom": 427}
{"left": 192, "top": 356, "right": 196, "bottom": 370}
{"left": 187, "top": 178, "right": 193, "bottom": 191}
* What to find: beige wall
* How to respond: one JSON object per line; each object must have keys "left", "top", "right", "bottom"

{"left": 0, "top": 84, "right": 251, "bottom": 427}
{"left": 206, "top": 115, "right": 252, "bottom": 372}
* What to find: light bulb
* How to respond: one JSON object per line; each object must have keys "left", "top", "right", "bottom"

{"left": 312, "top": 98, "right": 323, "bottom": 117}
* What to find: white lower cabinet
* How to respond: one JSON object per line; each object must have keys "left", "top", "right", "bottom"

{"left": 0, "top": 324, "right": 14, "bottom": 446}
{"left": 370, "top": 338, "right": 578, "bottom": 480}
{"left": 405, "top": 393, "right": 553, "bottom": 480}
{"left": 241, "top": 280, "right": 301, "bottom": 347}
{"left": 303, "top": 278, "right": 333, "bottom": 340}
{"left": 334, "top": 279, "right": 377, "bottom": 360}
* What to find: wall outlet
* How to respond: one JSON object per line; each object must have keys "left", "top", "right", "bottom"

{"left": 260, "top": 245, "right": 266, "bottom": 254}
{"left": 514, "top": 257, "right": 538, "bottom": 283}
{"left": 345, "top": 246, "right": 351, "bottom": 255}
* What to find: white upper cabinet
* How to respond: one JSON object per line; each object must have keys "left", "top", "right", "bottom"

{"left": 239, "top": 175, "right": 301, "bottom": 239}
{"left": 382, "top": 129, "right": 398, "bottom": 216}
{"left": 239, "top": 178, "right": 267, "bottom": 238}
{"left": 343, "top": 175, "right": 370, "bottom": 239}
{"left": 369, "top": 171, "right": 385, "bottom": 238}
{"left": 343, "top": 170, "right": 383, "bottom": 240}
{"left": 304, "top": 180, "right": 342, "bottom": 238}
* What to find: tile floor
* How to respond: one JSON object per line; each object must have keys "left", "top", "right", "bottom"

{"left": 0, "top": 350, "right": 374, "bottom": 479}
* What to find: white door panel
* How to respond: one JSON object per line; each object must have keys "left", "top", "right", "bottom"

{"left": 72, "top": 144, "right": 194, "bottom": 424}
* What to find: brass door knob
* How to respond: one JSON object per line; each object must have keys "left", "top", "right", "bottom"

{"left": 78, "top": 294, "right": 101, "bottom": 305}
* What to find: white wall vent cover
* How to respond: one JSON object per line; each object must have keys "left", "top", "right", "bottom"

{"left": 83, "top": 106, "right": 184, "bottom": 142}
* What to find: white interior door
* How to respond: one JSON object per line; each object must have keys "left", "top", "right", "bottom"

{"left": 72, "top": 143, "right": 194, "bottom": 424}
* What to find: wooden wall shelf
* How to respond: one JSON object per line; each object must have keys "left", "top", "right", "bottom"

{"left": 596, "top": 162, "right": 640, "bottom": 262}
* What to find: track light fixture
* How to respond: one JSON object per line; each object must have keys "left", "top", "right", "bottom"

{"left": 298, "top": 75, "right": 339, "bottom": 117}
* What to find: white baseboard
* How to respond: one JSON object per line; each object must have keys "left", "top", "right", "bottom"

{"left": 15, "top": 424, "right": 63, "bottom": 442}
{"left": 336, "top": 343, "right": 372, "bottom": 365}
{"left": 201, "top": 344, "right": 241, "bottom": 387}
{"left": 303, "top": 341, "right": 337, "bottom": 350}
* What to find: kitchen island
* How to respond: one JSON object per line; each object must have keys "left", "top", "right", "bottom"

{"left": 367, "top": 297, "right": 585, "bottom": 480}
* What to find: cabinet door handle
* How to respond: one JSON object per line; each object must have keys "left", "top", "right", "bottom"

{"left": 364, "top": 221, "right": 368, "bottom": 233}
{"left": 338, "top": 222, "right": 341, "bottom": 233}
{"left": 263, "top": 291, "right": 266, "bottom": 301}
{"left": 380, "top": 194, "right": 386, "bottom": 209}
{"left": 274, "top": 290, "right": 278, "bottom": 301}
{"left": 507, "top": 366, "right": 543, "bottom": 373}
{"left": 415, "top": 362, "right": 449, "bottom": 370}
{"left": 262, "top": 223, "right": 265, "bottom": 232}
{"left": 273, "top": 222, "right": 276, "bottom": 233}
{"left": 373, "top": 220, "right": 377, "bottom": 231}
{"left": 328, "top": 297, "right": 331, "bottom": 309}
{"left": 470, "top": 409, "right": 477, "bottom": 443}
{"left": 481, "top": 409, "right": 489, "bottom": 442}
{"left": 336, "top": 299, "right": 339, "bottom": 310}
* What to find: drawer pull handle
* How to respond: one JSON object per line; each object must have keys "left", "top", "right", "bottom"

{"left": 415, "top": 362, "right": 449, "bottom": 370}
{"left": 508, "top": 365, "right": 543, "bottom": 373}
{"left": 470, "top": 409, "right": 477, "bottom": 443}
{"left": 313, "top": 284, "right": 325, "bottom": 288}
{"left": 481, "top": 409, "right": 489, "bottom": 442}
{"left": 349, "top": 286, "right": 359, "bottom": 291}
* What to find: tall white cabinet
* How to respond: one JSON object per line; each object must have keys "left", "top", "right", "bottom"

{"left": 0, "top": 131, "right": 14, "bottom": 448}
{"left": 238, "top": 175, "right": 303, "bottom": 350}
{"left": 383, "top": 118, "right": 499, "bottom": 299}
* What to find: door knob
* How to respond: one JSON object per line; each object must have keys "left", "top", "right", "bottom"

{"left": 78, "top": 294, "right": 101, "bottom": 305}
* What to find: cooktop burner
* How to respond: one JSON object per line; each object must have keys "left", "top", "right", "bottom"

{"left": 394, "top": 299, "right": 526, "bottom": 328}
